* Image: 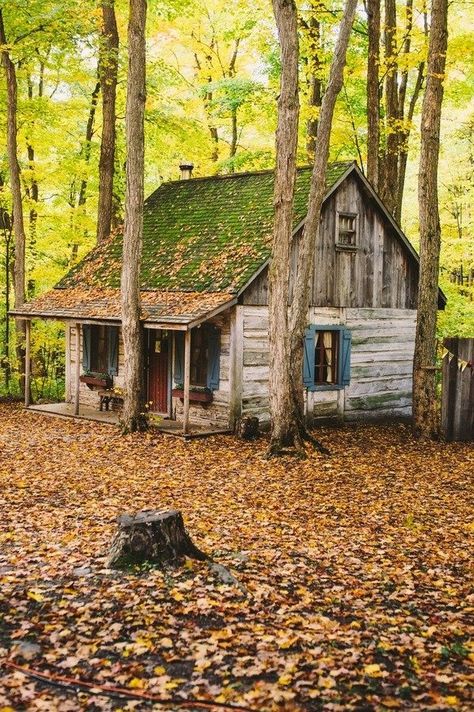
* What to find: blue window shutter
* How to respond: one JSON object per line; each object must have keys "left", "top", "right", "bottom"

{"left": 303, "top": 326, "right": 315, "bottom": 388}
{"left": 174, "top": 332, "right": 184, "bottom": 384}
{"left": 107, "top": 326, "right": 119, "bottom": 376}
{"left": 341, "top": 328, "right": 352, "bottom": 386}
{"left": 207, "top": 325, "right": 220, "bottom": 391}
{"left": 82, "top": 325, "right": 91, "bottom": 372}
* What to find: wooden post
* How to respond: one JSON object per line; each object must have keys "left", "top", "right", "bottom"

{"left": 24, "top": 319, "right": 31, "bottom": 407}
{"left": 74, "top": 323, "right": 81, "bottom": 416}
{"left": 183, "top": 328, "right": 191, "bottom": 435}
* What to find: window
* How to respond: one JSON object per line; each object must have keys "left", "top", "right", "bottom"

{"left": 190, "top": 328, "right": 208, "bottom": 387}
{"left": 90, "top": 325, "right": 108, "bottom": 373}
{"left": 336, "top": 212, "right": 357, "bottom": 249}
{"left": 315, "top": 330, "right": 339, "bottom": 385}
{"left": 82, "top": 325, "right": 119, "bottom": 376}
{"left": 303, "top": 325, "right": 351, "bottom": 390}
{"left": 174, "top": 325, "right": 221, "bottom": 390}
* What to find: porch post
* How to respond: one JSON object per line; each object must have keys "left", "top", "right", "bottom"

{"left": 183, "top": 328, "right": 191, "bottom": 435}
{"left": 24, "top": 319, "right": 31, "bottom": 408}
{"left": 74, "top": 322, "right": 81, "bottom": 416}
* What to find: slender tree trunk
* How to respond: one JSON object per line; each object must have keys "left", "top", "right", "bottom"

{"left": 305, "top": 6, "right": 322, "bottom": 160}
{"left": 380, "top": 0, "right": 399, "bottom": 214}
{"left": 121, "top": 0, "right": 148, "bottom": 433}
{"left": 69, "top": 77, "right": 101, "bottom": 263}
{"left": 0, "top": 10, "right": 27, "bottom": 395}
{"left": 97, "top": 0, "right": 119, "bottom": 244}
{"left": 396, "top": 59, "right": 424, "bottom": 222}
{"left": 78, "top": 78, "right": 101, "bottom": 207}
{"left": 268, "top": 0, "right": 300, "bottom": 455}
{"left": 287, "top": 0, "right": 358, "bottom": 454}
{"left": 366, "top": 0, "right": 380, "bottom": 188}
{"left": 412, "top": 0, "right": 448, "bottom": 438}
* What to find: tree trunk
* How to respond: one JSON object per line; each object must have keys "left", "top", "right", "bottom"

{"left": 305, "top": 6, "right": 322, "bottom": 160}
{"left": 0, "top": 10, "right": 27, "bottom": 395}
{"left": 412, "top": 0, "right": 448, "bottom": 438}
{"left": 287, "top": 0, "right": 358, "bottom": 455}
{"left": 108, "top": 510, "right": 207, "bottom": 568}
{"left": 97, "top": 0, "right": 119, "bottom": 244}
{"left": 380, "top": 0, "right": 399, "bottom": 215}
{"left": 78, "top": 78, "right": 101, "bottom": 208}
{"left": 120, "top": 0, "right": 148, "bottom": 433}
{"left": 268, "top": 0, "right": 300, "bottom": 455}
{"left": 366, "top": 0, "right": 380, "bottom": 188}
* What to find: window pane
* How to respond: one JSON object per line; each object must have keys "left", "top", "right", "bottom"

{"left": 190, "top": 328, "right": 208, "bottom": 387}
{"left": 90, "top": 325, "right": 109, "bottom": 373}
{"left": 314, "top": 330, "right": 339, "bottom": 385}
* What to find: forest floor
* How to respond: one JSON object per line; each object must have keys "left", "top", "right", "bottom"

{"left": 0, "top": 404, "right": 472, "bottom": 711}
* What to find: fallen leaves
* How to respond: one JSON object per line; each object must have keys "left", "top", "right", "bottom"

{"left": 0, "top": 405, "right": 472, "bottom": 711}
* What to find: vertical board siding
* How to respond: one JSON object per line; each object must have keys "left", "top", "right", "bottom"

{"left": 242, "top": 173, "right": 418, "bottom": 310}
{"left": 441, "top": 338, "right": 474, "bottom": 441}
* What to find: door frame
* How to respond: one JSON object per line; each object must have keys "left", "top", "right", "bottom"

{"left": 146, "top": 329, "right": 172, "bottom": 417}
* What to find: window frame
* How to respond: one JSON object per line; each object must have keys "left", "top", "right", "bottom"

{"left": 82, "top": 324, "right": 119, "bottom": 377}
{"left": 335, "top": 210, "right": 358, "bottom": 251}
{"left": 314, "top": 328, "right": 340, "bottom": 388}
{"left": 89, "top": 324, "right": 108, "bottom": 374}
{"left": 303, "top": 324, "right": 351, "bottom": 392}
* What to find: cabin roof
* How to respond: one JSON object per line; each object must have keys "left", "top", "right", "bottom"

{"left": 56, "top": 162, "right": 353, "bottom": 294}
{"left": 11, "top": 288, "right": 235, "bottom": 327}
{"left": 11, "top": 160, "right": 447, "bottom": 323}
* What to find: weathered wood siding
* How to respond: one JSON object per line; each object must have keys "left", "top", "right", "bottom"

{"left": 242, "top": 173, "right": 418, "bottom": 309}
{"left": 441, "top": 337, "right": 474, "bottom": 441}
{"left": 240, "top": 305, "right": 416, "bottom": 423}
{"left": 173, "top": 311, "right": 231, "bottom": 428}
{"left": 66, "top": 324, "right": 126, "bottom": 408}
{"left": 344, "top": 308, "right": 416, "bottom": 420}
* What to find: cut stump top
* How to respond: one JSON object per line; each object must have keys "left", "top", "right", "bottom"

{"left": 117, "top": 509, "right": 180, "bottom": 526}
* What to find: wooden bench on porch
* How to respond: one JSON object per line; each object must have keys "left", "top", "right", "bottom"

{"left": 98, "top": 389, "right": 124, "bottom": 412}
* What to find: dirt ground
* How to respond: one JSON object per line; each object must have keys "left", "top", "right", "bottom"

{"left": 0, "top": 404, "right": 472, "bottom": 711}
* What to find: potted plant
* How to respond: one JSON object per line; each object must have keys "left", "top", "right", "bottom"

{"left": 79, "top": 371, "right": 113, "bottom": 389}
{"left": 171, "top": 384, "right": 213, "bottom": 403}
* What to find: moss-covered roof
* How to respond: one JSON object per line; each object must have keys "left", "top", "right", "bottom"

{"left": 58, "top": 162, "right": 354, "bottom": 294}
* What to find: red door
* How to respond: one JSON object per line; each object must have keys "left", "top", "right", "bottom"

{"left": 148, "top": 331, "right": 169, "bottom": 413}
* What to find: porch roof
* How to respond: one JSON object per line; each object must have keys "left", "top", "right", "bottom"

{"left": 10, "top": 287, "right": 235, "bottom": 327}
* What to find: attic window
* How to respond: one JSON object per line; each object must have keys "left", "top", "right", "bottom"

{"left": 336, "top": 212, "right": 358, "bottom": 250}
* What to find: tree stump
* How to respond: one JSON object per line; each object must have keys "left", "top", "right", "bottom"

{"left": 107, "top": 509, "right": 208, "bottom": 569}
{"left": 236, "top": 415, "right": 259, "bottom": 440}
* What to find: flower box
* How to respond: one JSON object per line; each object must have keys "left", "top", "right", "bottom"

{"left": 172, "top": 388, "right": 213, "bottom": 403}
{"left": 80, "top": 374, "right": 113, "bottom": 389}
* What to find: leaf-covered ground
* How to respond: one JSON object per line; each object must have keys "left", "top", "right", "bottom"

{"left": 0, "top": 404, "right": 472, "bottom": 711}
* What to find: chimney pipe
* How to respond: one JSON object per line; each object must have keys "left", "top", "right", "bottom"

{"left": 179, "top": 162, "right": 194, "bottom": 180}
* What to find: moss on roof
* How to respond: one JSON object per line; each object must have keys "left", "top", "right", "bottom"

{"left": 58, "top": 162, "right": 354, "bottom": 294}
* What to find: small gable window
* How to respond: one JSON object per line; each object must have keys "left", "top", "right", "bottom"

{"left": 336, "top": 211, "right": 358, "bottom": 250}
{"left": 303, "top": 325, "right": 351, "bottom": 390}
{"left": 82, "top": 325, "right": 119, "bottom": 376}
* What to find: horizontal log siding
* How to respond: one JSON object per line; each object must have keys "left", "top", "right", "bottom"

{"left": 241, "top": 305, "right": 416, "bottom": 423}
{"left": 344, "top": 308, "right": 416, "bottom": 420}
{"left": 66, "top": 324, "right": 126, "bottom": 408}
{"left": 173, "top": 311, "right": 231, "bottom": 428}
{"left": 241, "top": 306, "right": 345, "bottom": 424}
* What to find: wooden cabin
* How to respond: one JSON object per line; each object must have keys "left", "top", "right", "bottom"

{"left": 12, "top": 162, "right": 446, "bottom": 433}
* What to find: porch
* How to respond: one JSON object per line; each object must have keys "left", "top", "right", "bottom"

{"left": 26, "top": 402, "right": 231, "bottom": 439}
